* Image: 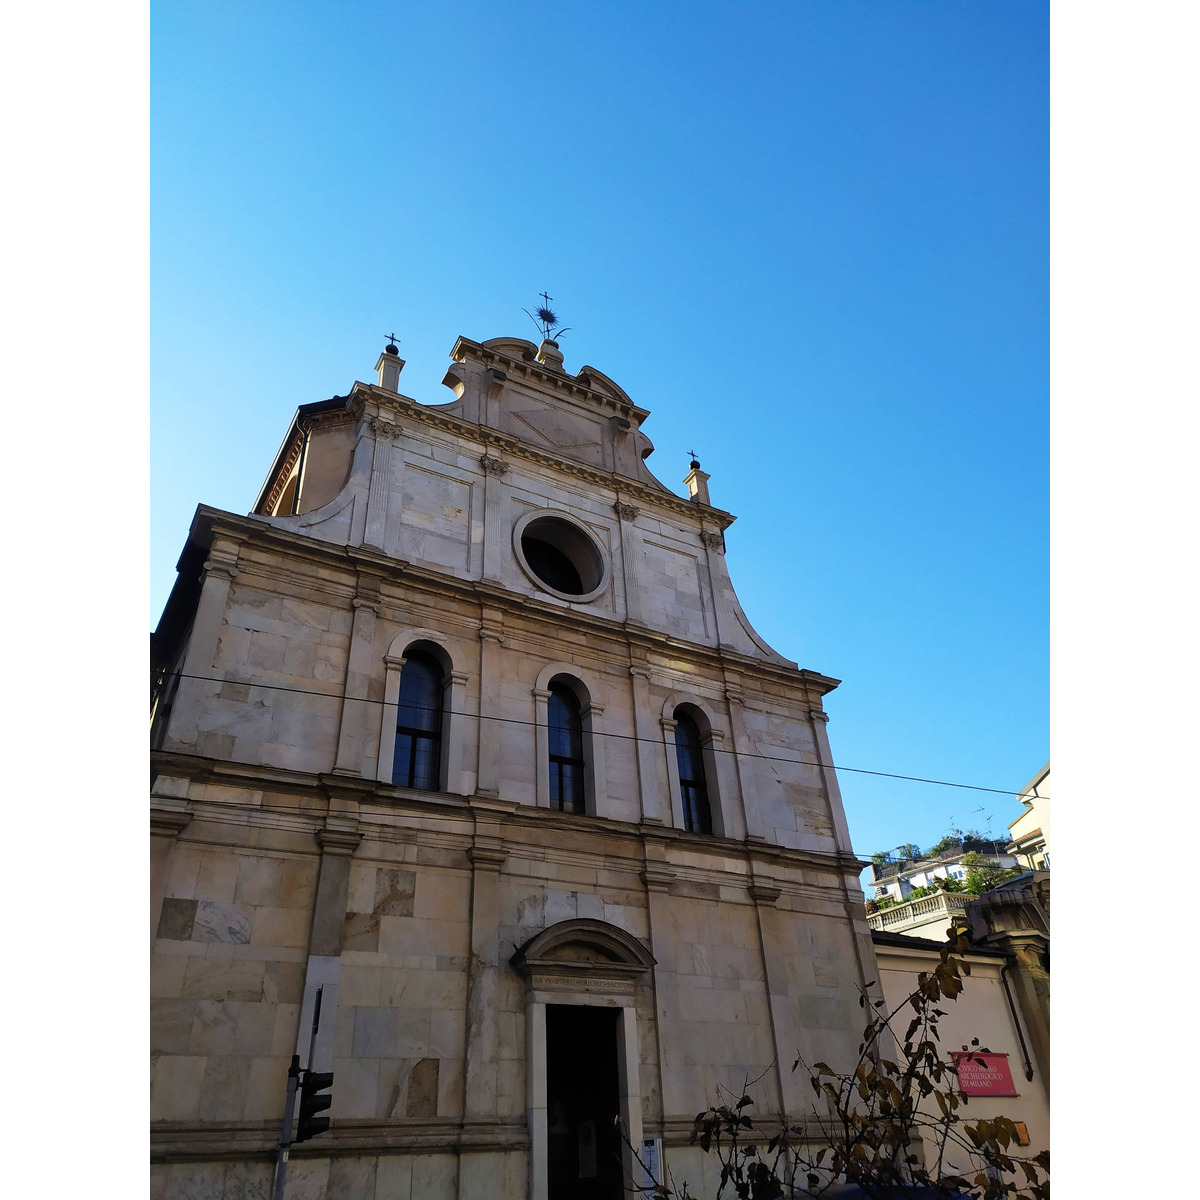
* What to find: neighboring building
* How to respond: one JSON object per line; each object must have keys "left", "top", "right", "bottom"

{"left": 871, "top": 923, "right": 1049, "bottom": 1174}
{"left": 150, "top": 333, "right": 880, "bottom": 1200}
{"left": 1006, "top": 762, "right": 1050, "bottom": 871}
{"left": 868, "top": 840, "right": 1018, "bottom": 903}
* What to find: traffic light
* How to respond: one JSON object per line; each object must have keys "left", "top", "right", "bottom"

{"left": 295, "top": 1069, "right": 334, "bottom": 1142}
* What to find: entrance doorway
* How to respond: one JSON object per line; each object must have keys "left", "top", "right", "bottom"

{"left": 546, "top": 1004, "right": 624, "bottom": 1200}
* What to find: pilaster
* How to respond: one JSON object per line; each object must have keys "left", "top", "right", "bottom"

{"left": 722, "top": 679, "right": 764, "bottom": 840}
{"left": 363, "top": 415, "right": 403, "bottom": 551}
{"left": 475, "top": 611, "right": 505, "bottom": 798}
{"left": 461, "top": 800, "right": 511, "bottom": 1130}
{"left": 150, "top": 800, "right": 192, "bottom": 942}
{"left": 629, "top": 662, "right": 671, "bottom": 825}
{"left": 479, "top": 454, "right": 510, "bottom": 584}
{"left": 613, "top": 499, "right": 645, "bottom": 625}
{"left": 164, "top": 532, "right": 244, "bottom": 750}
{"left": 332, "top": 573, "right": 384, "bottom": 776}
{"left": 296, "top": 819, "right": 363, "bottom": 1074}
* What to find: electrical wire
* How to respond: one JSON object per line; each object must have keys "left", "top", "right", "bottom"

{"left": 157, "top": 670, "right": 1045, "bottom": 802}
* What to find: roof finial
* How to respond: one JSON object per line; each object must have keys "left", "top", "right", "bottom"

{"left": 688, "top": 449, "right": 701, "bottom": 470}
{"left": 523, "top": 293, "right": 573, "bottom": 343}
{"left": 384, "top": 332, "right": 401, "bottom": 356}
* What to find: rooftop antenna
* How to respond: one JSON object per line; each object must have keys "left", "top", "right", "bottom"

{"left": 523, "top": 292, "right": 573, "bottom": 342}
{"left": 972, "top": 806, "right": 995, "bottom": 840}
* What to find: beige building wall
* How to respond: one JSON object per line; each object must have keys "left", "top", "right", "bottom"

{"left": 870, "top": 935, "right": 1049, "bottom": 1180}
{"left": 151, "top": 336, "right": 878, "bottom": 1200}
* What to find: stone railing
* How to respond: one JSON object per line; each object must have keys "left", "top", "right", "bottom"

{"left": 866, "top": 891, "right": 972, "bottom": 935}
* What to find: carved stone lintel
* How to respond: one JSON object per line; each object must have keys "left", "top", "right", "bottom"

{"left": 530, "top": 973, "right": 635, "bottom": 994}
{"left": 613, "top": 501, "right": 640, "bottom": 522}
{"left": 700, "top": 530, "right": 725, "bottom": 553}
{"left": 479, "top": 455, "right": 509, "bottom": 477}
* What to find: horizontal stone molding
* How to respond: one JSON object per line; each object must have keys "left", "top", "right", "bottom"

{"left": 150, "top": 1117, "right": 531, "bottom": 1161}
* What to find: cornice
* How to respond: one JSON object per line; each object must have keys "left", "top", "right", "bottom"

{"left": 347, "top": 382, "right": 738, "bottom": 532}
{"left": 194, "top": 504, "right": 835, "bottom": 693}
{"left": 148, "top": 751, "right": 865, "bottom": 880}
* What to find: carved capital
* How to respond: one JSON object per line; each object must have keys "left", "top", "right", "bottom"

{"left": 150, "top": 807, "right": 192, "bottom": 838}
{"left": 628, "top": 665, "right": 652, "bottom": 682}
{"left": 748, "top": 881, "right": 783, "bottom": 906}
{"left": 351, "top": 597, "right": 381, "bottom": 614}
{"left": 202, "top": 556, "right": 239, "bottom": 582}
{"left": 613, "top": 501, "right": 640, "bottom": 522}
{"left": 725, "top": 687, "right": 745, "bottom": 708}
{"left": 479, "top": 627, "right": 505, "bottom": 645}
{"left": 809, "top": 709, "right": 830, "bottom": 724}
{"left": 479, "top": 454, "right": 509, "bottom": 477}
{"left": 659, "top": 716, "right": 677, "bottom": 733}
{"left": 370, "top": 415, "right": 404, "bottom": 440}
{"left": 317, "top": 826, "right": 363, "bottom": 856}
{"left": 642, "top": 866, "right": 675, "bottom": 893}
{"left": 467, "top": 845, "right": 508, "bottom": 870}
{"left": 700, "top": 530, "right": 725, "bottom": 553}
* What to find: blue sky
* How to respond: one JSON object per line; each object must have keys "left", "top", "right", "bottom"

{"left": 151, "top": 1, "right": 1048, "bottom": 867}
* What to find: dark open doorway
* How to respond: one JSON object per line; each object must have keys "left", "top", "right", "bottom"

{"left": 546, "top": 1004, "right": 624, "bottom": 1200}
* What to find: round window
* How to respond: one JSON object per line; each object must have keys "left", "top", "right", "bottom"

{"left": 514, "top": 512, "right": 609, "bottom": 602}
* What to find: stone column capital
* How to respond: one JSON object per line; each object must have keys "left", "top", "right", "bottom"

{"left": 613, "top": 500, "right": 640, "bottom": 522}
{"left": 317, "top": 826, "right": 363, "bottom": 856}
{"left": 808, "top": 708, "right": 830, "bottom": 724}
{"left": 479, "top": 454, "right": 509, "bottom": 477}
{"left": 641, "top": 866, "right": 675, "bottom": 893}
{"left": 748, "top": 881, "right": 782, "bottom": 906}
{"left": 467, "top": 845, "right": 508, "bottom": 871}
{"left": 150, "top": 807, "right": 192, "bottom": 838}
{"left": 700, "top": 530, "right": 725, "bottom": 553}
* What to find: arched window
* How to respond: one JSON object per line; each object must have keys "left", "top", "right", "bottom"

{"left": 548, "top": 682, "right": 585, "bottom": 814}
{"left": 392, "top": 650, "right": 444, "bottom": 790}
{"left": 673, "top": 709, "right": 713, "bottom": 834}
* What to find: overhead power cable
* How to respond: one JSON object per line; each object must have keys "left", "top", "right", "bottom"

{"left": 157, "top": 670, "right": 1044, "bottom": 803}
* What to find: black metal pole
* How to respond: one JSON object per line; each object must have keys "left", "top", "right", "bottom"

{"left": 270, "top": 1055, "right": 301, "bottom": 1200}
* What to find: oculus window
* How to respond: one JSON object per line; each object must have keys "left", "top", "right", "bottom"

{"left": 515, "top": 512, "right": 609, "bottom": 602}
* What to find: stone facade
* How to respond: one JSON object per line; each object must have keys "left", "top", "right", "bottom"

{"left": 150, "top": 335, "right": 876, "bottom": 1200}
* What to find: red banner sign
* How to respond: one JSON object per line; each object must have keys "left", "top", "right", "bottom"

{"left": 952, "top": 1051, "right": 1018, "bottom": 1096}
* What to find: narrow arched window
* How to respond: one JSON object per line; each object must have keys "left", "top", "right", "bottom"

{"left": 548, "top": 683, "right": 585, "bottom": 814}
{"left": 393, "top": 650, "right": 443, "bottom": 790}
{"left": 674, "top": 710, "right": 713, "bottom": 834}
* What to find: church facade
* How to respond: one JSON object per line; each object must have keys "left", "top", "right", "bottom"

{"left": 150, "top": 332, "right": 876, "bottom": 1200}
